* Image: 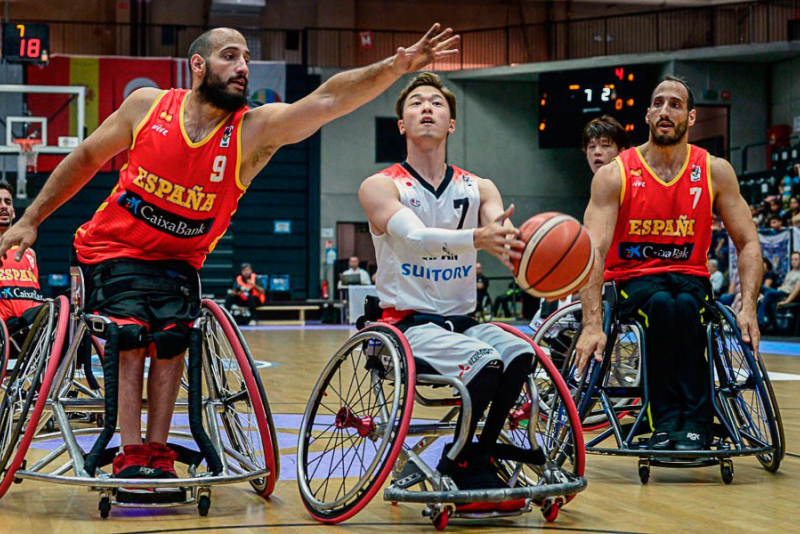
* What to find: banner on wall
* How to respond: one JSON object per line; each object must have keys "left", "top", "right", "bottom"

{"left": 729, "top": 229, "right": 792, "bottom": 282}
{"left": 27, "top": 56, "right": 286, "bottom": 172}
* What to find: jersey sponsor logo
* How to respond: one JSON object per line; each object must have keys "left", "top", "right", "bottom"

{"left": 132, "top": 166, "right": 217, "bottom": 213}
{"left": 118, "top": 191, "right": 214, "bottom": 239}
{"left": 400, "top": 263, "right": 473, "bottom": 282}
{"left": 0, "top": 268, "right": 38, "bottom": 284}
{"left": 151, "top": 124, "right": 169, "bottom": 136}
{"left": 0, "top": 286, "right": 43, "bottom": 301}
{"left": 691, "top": 164, "right": 701, "bottom": 182}
{"left": 158, "top": 111, "right": 173, "bottom": 123}
{"left": 220, "top": 125, "right": 234, "bottom": 148}
{"left": 619, "top": 242, "right": 695, "bottom": 261}
{"left": 410, "top": 198, "right": 421, "bottom": 207}
{"left": 630, "top": 168, "right": 643, "bottom": 177}
{"left": 632, "top": 180, "right": 646, "bottom": 188}
{"left": 628, "top": 216, "right": 695, "bottom": 237}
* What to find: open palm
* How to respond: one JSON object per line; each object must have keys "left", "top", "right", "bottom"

{"left": 392, "top": 23, "right": 460, "bottom": 74}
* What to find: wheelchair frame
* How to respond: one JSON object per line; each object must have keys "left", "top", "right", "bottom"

{"left": 0, "top": 266, "right": 278, "bottom": 517}
{"left": 297, "top": 322, "right": 587, "bottom": 530}
{"left": 534, "top": 294, "right": 785, "bottom": 484}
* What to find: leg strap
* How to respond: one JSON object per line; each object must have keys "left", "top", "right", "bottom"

{"left": 188, "top": 327, "right": 224, "bottom": 475}
{"left": 84, "top": 323, "right": 119, "bottom": 476}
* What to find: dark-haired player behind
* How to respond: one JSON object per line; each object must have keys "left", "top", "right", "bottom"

{"left": 576, "top": 76, "right": 761, "bottom": 451}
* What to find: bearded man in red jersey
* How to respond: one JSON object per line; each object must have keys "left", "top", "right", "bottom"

{"left": 0, "top": 25, "right": 459, "bottom": 479}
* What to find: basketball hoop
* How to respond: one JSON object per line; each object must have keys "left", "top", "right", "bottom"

{"left": 12, "top": 138, "right": 42, "bottom": 173}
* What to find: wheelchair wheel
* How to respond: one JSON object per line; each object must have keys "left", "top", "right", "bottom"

{"left": 199, "top": 300, "right": 279, "bottom": 497}
{"left": 495, "top": 323, "right": 585, "bottom": 504}
{"left": 532, "top": 302, "right": 641, "bottom": 430}
{"left": 0, "top": 297, "right": 69, "bottom": 500}
{"left": 712, "top": 303, "right": 784, "bottom": 472}
{"left": 0, "top": 318, "right": 10, "bottom": 393}
{"left": 297, "top": 324, "right": 415, "bottom": 523}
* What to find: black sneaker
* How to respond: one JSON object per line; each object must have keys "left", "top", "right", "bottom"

{"left": 647, "top": 416, "right": 682, "bottom": 450}
{"left": 673, "top": 421, "right": 711, "bottom": 451}
{"left": 437, "top": 443, "right": 506, "bottom": 490}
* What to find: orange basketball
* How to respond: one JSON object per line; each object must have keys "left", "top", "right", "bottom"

{"left": 512, "top": 212, "right": 594, "bottom": 300}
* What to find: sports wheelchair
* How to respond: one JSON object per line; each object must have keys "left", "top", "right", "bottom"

{"left": 297, "top": 320, "right": 587, "bottom": 530}
{"left": 532, "top": 286, "right": 785, "bottom": 484}
{"left": 0, "top": 266, "right": 278, "bottom": 517}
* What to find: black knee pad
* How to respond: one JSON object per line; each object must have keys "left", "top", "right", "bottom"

{"left": 117, "top": 324, "right": 150, "bottom": 351}
{"left": 153, "top": 322, "right": 191, "bottom": 359}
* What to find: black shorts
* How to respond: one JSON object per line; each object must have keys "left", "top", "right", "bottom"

{"left": 78, "top": 256, "right": 201, "bottom": 333}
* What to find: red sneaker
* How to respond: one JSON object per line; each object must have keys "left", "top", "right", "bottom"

{"left": 112, "top": 444, "right": 155, "bottom": 478}
{"left": 148, "top": 442, "right": 179, "bottom": 479}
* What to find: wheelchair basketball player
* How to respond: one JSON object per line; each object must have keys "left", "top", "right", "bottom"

{"left": 0, "top": 26, "right": 459, "bottom": 481}
{"left": 359, "top": 72, "right": 544, "bottom": 490}
{"left": 576, "top": 76, "right": 762, "bottom": 451}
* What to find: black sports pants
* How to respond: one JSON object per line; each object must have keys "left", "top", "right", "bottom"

{"left": 616, "top": 273, "right": 713, "bottom": 427}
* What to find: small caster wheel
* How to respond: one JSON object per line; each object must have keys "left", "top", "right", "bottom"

{"left": 99, "top": 496, "right": 111, "bottom": 519}
{"left": 45, "top": 419, "right": 55, "bottom": 432}
{"left": 542, "top": 502, "right": 560, "bottom": 522}
{"left": 95, "top": 414, "right": 104, "bottom": 428}
{"left": 432, "top": 509, "right": 449, "bottom": 531}
{"left": 198, "top": 495, "right": 211, "bottom": 517}
{"left": 721, "top": 461, "right": 734, "bottom": 485}
{"left": 638, "top": 465, "right": 650, "bottom": 484}
{"left": 391, "top": 501, "right": 398, "bottom": 505}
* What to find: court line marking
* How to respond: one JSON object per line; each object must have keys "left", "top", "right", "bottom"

{"left": 116, "top": 523, "right": 648, "bottom": 534}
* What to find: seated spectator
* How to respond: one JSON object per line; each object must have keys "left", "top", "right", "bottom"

{"left": 708, "top": 259, "right": 724, "bottom": 296}
{"left": 768, "top": 214, "right": 784, "bottom": 232}
{"left": 759, "top": 251, "right": 800, "bottom": 332}
{"left": 225, "top": 262, "right": 266, "bottom": 325}
{"left": 762, "top": 257, "right": 778, "bottom": 289}
{"left": 338, "top": 255, "right": 371, "bottom": 288}
{"left": 750, "top": 204, "right": 764, "bottom": 228}
{"left": 476, "top": 262, "right": 489, "bottom": 302}
{"left": 492, "top": 283, "right": 521, "bottom": 319}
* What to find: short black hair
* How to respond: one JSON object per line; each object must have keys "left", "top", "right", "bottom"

{"left": 651, "top": 75, "right": 694, "bottom": 111}
{"left": 581, "top": 115, "right": 630, "bottom": 152}
{"left": 0, "top": 179, "right": 14, "bottom": 198}
{"left": 768, "top": 214, "right": 782, "bottom": 223}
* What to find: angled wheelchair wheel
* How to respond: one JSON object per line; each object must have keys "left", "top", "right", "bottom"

{"left": 297, "top": 324, "right": 415, "bottom": 523}
{"left": 0, "top": 318, "right": 10, "bottom": 393}
{"left": 711, "top": 303, "right": 784, "bottom": 472}
{"left": 199, "top": 300, "right": 279, "bottom": 497}
{"left": 495, "top": 323, "right": 585, "bottom": 505}
{"left": 532, "top": 302, "right": 641, "bottom": 430}
{"left": 0, "top": 297, "right": 69, "bottom": 500}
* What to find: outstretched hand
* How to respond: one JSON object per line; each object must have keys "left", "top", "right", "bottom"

{"left": 0, "top": 219, "right": 37, "bottom": 265}
{"left": 474, "top": 204, "right": 525, "bottom": 270}
{"left": 391, "top": 23, "right": 460, "bottom": 74}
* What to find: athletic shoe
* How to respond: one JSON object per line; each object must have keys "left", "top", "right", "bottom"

{"left": 148, "top": 442, "right": 179, "bottom": 478}
{"left": 673, "top": 421, "right": 712, "bottom": 451}
{"left": 647, "top": 416, "right": 682, "bottom": 450}
{"left": 437, "top": 443, "right": 506, "bottom": 490}
{"left": 112, "top": 444, "right": 159, "bottom": 479}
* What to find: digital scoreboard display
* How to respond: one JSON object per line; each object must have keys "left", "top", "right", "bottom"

{"left": 538, "top": 65, "right": 657, "bottom": 149}
{"left": 3, "top": 23, "right": 49, "bottom": 64}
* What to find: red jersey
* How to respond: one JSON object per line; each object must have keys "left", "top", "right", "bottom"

{"left": 0, "top": 247, "right": 43, "bottom": 321}
{"left": 604, "top": 145, "right": 713, "bottom": 282}
{"left": 236, "top": 273, "right": 266, "bottom": 304}
{"left": 74, "top": 88, "right": 249, "bottom": 269}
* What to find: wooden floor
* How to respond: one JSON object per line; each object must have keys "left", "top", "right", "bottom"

{"left": 2, "top": 326, "right": 798, "bottom": 533}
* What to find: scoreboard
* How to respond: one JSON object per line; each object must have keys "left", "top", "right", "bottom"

{"left": 538, "top": 65, "right": 657, "bottom": 149}
{"left": 3, "top": 23, "right": 49, "bottom": 64}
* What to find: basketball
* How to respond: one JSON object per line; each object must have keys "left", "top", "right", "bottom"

{"left": 512, "top": 212, "right": 594, "bottom": 299}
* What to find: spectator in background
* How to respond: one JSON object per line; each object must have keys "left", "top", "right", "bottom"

{"left": 750, "top": 204, "right": 764, "bottom": 228}
{"left": 225, "top": 262, "right": 266, "bottom": 326}
{"left": 339, "top": 255, "right": 371, "bottom": 287}
{"left": 788, "top": 197, "right": 800, "bottom": 227}
{"left": 767, "top": 198, "right": 782, "bottom": 220}
{"left": 759, "top": 251, "right": 800, "bottom": 331}
{"left": 768, "top": 214, "right": 784, "bottom": 232}
{"left": 476, "top": 262, "right": 489, "bottom": 302}
{"left": 762, "top": 257, "right": 779, "bottom": 289}
{"left": 709, "top": 259, "right": 724, "bottom": 296}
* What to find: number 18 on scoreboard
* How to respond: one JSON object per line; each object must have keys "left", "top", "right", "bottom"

{"left": 2, "top": 23, "right": 49, "bottom": 64}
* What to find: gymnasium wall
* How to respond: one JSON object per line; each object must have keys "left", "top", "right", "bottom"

{"left": 771, "top": 56, "right": 800, "bottom": 131}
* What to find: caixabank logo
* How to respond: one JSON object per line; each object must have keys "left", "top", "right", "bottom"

{"left": 0, "top": 287, "right": 43, "bottom": 301}
{"left": 118, "top": 191, "right": 214, "bottom": 239}
{"left": 619, "top": 242, "right": 694, "bottom": 261}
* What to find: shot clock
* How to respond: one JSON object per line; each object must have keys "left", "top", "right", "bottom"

{"left": 3, "top": 23, "right": 49, "bottom": 64}
{"left": 538, "top": 65, "right": 656, "bottom": 148}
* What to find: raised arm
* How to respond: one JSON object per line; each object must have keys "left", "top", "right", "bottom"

{"left": 0, "top": 87, "right": 159, "bottom": 262}
{"left": 576, "top": 163, "right": 622, "bottom": 375}
{"left": 358, "top": 174, "right": 523, "bottom": 268}
{"left": 238, "top": 24, "right": 458, "bottom": 186}
{"left": 713, "top": 156, "right": 762, "bottom": 353}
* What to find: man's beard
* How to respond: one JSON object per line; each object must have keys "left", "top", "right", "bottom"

{"left": 650, "top": 118, "right": 689, "bottom": 146}
{"left": 197, "top": 70, "right": 248, "bottom": 112}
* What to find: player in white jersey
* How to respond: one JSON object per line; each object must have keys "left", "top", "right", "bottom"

{"left": 359, "top": 72, "right": 534, "bottom": 490}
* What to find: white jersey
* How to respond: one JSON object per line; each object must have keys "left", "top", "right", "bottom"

{"left": 371, "top": 162, "right": 481, "bottom": 315}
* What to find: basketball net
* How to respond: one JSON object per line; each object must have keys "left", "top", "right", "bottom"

{"left": 13, "top": 139, "right": 41, "bottom": 173}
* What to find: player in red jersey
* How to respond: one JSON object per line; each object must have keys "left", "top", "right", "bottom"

{"left": 576, "top": 77, "right": 762, "bottom": 451}
{"left": 0, "top": 25, "right": 459, "bottom": 479}
{"left": 0, "top": 181, "right": 43, "bottom": 324}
